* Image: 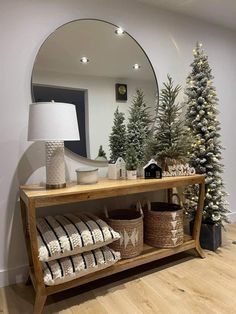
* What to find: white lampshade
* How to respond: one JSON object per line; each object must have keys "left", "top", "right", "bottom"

{"left": 28, "top": 101, "right": 80, "bottom": 141}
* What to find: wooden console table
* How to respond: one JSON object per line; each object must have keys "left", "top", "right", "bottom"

{"left": 20, "top": 175, "right": 205, "bottom": 314}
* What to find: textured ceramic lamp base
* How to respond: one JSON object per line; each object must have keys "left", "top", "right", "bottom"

{"left": 45, "top": 141, "right": 66, "bottom": 189}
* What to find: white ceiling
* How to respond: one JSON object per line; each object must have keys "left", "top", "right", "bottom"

{"left": 137, "top": 0, "right": 236, "bottom": 31}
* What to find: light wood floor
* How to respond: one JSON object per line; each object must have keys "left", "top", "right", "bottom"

{"left": 1, "top": 224, "right": 236, "bottom": 314}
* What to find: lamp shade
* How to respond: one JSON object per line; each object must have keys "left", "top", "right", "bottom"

{"left": 28, "top": 102, "right": 80, "bottom": 141}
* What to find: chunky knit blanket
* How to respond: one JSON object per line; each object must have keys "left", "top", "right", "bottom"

{"left": 43, "top": 246, "right": 121, "bottom": 286}
{"left": 36, "top": 212, "right": 120, "bottom": 261}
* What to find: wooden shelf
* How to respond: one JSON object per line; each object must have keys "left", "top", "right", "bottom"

{"left": 20, "top": 175, "right": 205, "bottom": 314}
{"left": 45, "top": 235, "right": 194, "bottom": 295}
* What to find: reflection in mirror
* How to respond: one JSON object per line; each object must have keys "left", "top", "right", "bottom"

{"left": 32, "top": 19, "right": 158, "bottom": 161}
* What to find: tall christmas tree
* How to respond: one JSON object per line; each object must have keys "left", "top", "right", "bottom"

{"left": 127, "top": 89, "right": 152, "bottom": 166}
{"left": 149, "top": 75, "right": 190, "bottom": 167}
{"left": 109, "top": 107, "right": 126, "bottom": 160}
{"left": 185, "top": 42, "right": 228, "bottom": 225}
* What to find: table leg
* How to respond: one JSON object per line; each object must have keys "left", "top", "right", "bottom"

{"left": 25, "top": 274, "right": 32, "bottom": 286}
{"left": 192, "top": 182, "right": 205, "bottom": 258}
{"left": 20, "top": 198, "right": 47, "bottom": 311}
{"left": 34, "top": 291, "right": 47, "bottom": 314}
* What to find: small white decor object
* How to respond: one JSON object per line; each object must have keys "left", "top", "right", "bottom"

{"left": 76, "top": 167, "right": 98, "bottom": 184}
{"left": 127, "top": 170, "right": 137, "bottom": 180}
{"left": 36, "top": 212, "right": 120, "bottom": 262}
{"left": 163, "top": 163, "right": 196, "bottom": 177}
{"left": 108, "top": 157, "right": 126, "bottom": 180}
{"left": 43, "top": 246, "right": 120, "bottom": 286}
{"left": 28, "top": 101, "right": 80, "bottom": 189}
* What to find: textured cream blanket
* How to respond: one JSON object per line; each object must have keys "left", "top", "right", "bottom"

{"left": 36, "top": 212, "right": 120, "bottom": 262}
{"left": 43, "top": 246, "right": 120, "bottom": 286}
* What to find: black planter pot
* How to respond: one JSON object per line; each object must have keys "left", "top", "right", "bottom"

{"left": 190, "top": 220, "right": 222, "bottom": 251}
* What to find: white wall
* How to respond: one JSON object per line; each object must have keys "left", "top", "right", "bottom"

{"left": 33, "top": 70, "right": 157, "bottom": 159}
{"left": 1, "top": 0, "right": 236, "bottom": 286}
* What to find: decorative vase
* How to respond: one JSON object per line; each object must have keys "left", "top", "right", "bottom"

{"left": 127, "top": 170, "right": 137, "bottom": 180}
{"left": 190, "top": 220, "right": 222, "bottom": 251}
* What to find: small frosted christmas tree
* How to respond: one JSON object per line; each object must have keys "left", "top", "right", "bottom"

{"left": 184, "top": 42, "right": 229, "bottom": 225}
{"left": 149, "top": 75, "right": 190, "bottom": 168}
{"left": 126, "top": 146, "right": 138, "bottom": 170}
{"left": 97, "top": 145, "right": 107, "bottom": 159}
{"left": 127, "top": 89, "right": 152, "bottom": 166}
{"left": 109, "top": 107, "right": 126, "bottom": 160}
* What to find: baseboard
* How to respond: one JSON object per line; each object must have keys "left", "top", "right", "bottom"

{"left": 0, "top": 264, "right": 28, "bottom": 288}
{"left": 227, "top": 212, "right": 236, "bottom": 223}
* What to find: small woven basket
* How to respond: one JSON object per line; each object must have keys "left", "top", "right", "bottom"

{"left": 105, "top": 203, "right": 143, "bottom": 259}
{"left": 144, "top": 200, "right": 184, "bottom": 248}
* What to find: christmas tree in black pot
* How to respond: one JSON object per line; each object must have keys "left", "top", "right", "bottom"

{"left": 184, "top": 42, "right": 229, "bottom": 251}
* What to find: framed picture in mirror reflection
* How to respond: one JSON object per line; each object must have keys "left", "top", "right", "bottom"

{"left": 115, "top": 84, "right": 127, "bottom": 101}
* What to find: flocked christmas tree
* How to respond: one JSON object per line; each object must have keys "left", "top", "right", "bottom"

{"left": 126, "top": 146, "right": 138, "bottom": 171}
{"left": 148, "top": 75, "right": 190, "bottom": 168}
{"left": 184, "top": 42, "right": 229, "bottom": 225}
{"left": 127, "top": 89, "right": 152, "bottom": 166}
{"left": 109, "top": 107, "right": 126, "bottom": 160}
{"left": 96, "top": 145, "right": 107, "bottom": 160}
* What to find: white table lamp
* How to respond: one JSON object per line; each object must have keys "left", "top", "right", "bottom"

{"left": 28, "top": 101, "right": 80, "bottom": 189}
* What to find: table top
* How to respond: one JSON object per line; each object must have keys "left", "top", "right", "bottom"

{"left": 20, "top": 175, "right": 204, "bottom": 208}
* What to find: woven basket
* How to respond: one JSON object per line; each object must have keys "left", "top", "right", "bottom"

{"left": 144, "top": 200, "right": 184, "bottom": 248}
{"left": 105, "top": 204, "right": 143, "bottom": 259}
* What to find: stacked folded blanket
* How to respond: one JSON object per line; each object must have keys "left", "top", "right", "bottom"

{"left": 36, "top": 212, "right": 121, "bottom": 285}
{"left": 43, "top": 246, "right": 120, "bottom": 286}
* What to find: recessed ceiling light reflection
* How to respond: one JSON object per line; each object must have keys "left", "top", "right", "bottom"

{"left": 115, "top": 27, "right": 124, "bottom": 35}
{"left": 80, "top": 57, "right": 89, "bottom": 64}
{"left": 133, "top": 63, "right": 141, "bottom": 70}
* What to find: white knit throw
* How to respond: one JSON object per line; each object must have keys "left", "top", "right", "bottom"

{"left": 36, "top": 212, "right": 120, "bottom": 262}
{"left": 43, "top": 246, "right": 121, "bottom": 286}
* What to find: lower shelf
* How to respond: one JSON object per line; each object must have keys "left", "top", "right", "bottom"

{"left": 40, "top": 235, "right": 195, "bottom": 295}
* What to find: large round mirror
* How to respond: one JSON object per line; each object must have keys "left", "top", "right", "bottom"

{"left": 32, "top": 19, "right": 158, "bottom": 161}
